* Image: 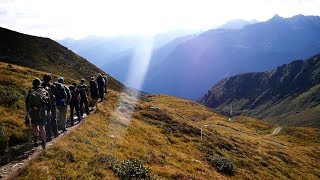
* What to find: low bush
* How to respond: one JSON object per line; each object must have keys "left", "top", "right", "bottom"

{"left": 89, "top": 154, "right": 150, "bottom": 179}
{"left": 0, "top": 89, "right": 20, "bottom": 107}
{"left": 209, "top": 155, "right": 235, "bottom": 175}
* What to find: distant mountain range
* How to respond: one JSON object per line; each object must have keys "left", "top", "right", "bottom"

{"left": 139, "top": 14, "right": 320, "bottom": 99}
{"left": 199, "top": 53, "right": 320, "bottom": 128}
{"left": 59, "top": 14, "right": 320, "bottom": 100}
{"left": 59, "top": 30, "right": 202, "bottom": 68}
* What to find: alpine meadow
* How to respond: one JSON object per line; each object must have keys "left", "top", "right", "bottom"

{"left": 1, "top": 1, "right": 320, "bottom": 179}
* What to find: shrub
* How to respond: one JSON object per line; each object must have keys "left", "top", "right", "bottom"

{"left": 89, "top": 155, "right": 150, "bottom": 180}
{"left": 0, "top": 89, "right": 21, "bottom": 107}
{"left": 209, "top": 155, "right": 235, "bottom": 175}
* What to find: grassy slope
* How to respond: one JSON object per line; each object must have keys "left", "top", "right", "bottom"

{"left": 17, "top": 90, "right": 320, "bottom": 179}
{"left": 0, "top": 27, "right": 124, "bottom": 92}
{"left": 0, "top": 62, "right": 119, "bottom": 161}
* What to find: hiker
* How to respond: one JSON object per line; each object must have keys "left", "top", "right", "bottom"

{"left": 78, "top": 78, "right": 89, "bottom": 116}
{"left": 55, "top": 77, "right": 70, "bottom": 132}
{"left": 69, "top": 83, "right": 81, "bottom": 125}
{"left": 96, "top": 73, "right": 105, "bottom": 101}
{"left": 25, "top": 78, "right": 49, "bottom": 148}
{"left": 102, "top": 73, "right": 108, "bottom": 94}
{"left": 90, "top": 77, "right": 99, "bottom": 107}
{"left": 41, "top": 74, "right": 59, "bottom": 141}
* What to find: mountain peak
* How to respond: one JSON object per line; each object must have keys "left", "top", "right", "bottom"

{"left": 270, "top": 14, "right": 284, "bottom": 21}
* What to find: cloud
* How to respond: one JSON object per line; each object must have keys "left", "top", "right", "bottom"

{"left": 0, "top": 0, "right": 319, "bottom": 39}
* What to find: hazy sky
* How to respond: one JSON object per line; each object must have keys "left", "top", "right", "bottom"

{"left": 0, "top": 0, "right": 319, "bottom": 39}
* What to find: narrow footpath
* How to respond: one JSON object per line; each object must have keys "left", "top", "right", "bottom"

{"left": 0, "top": 107, "right": 96, "bottom": 180}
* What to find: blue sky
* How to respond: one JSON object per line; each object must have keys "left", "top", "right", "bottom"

{"left": 0, "top": 0, "right": 319, "bottom": 39}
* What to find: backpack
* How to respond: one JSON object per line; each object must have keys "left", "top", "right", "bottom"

{"left": 97, "top": 75, "right": 105, "bottom": 87}
{"left": 103, "top": 76, "right": 108, "bottom": 91}
{"left": 55, "top": 84, "right": 67, "bottom": 106}
{"left": 42, "top": 82, "right": 56, "bottom": 104}
{"left": 69, "top": 86, "right": 79, "bottom": 102}
{"left": 27, "top": 88, "right": 48, "bottom": 109}
{"left": 77, "top": 85, "right": 86, "bottom": 97}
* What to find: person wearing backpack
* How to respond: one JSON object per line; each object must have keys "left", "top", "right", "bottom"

{"left": 96, "top": 73, "right": 105, "bottom": 102}
{"left": 69, "top": 83, "right": 81, "bottom": 126}
{"left": 55, "top": 77, "right": 70, "bottom": 132}
{"left": 41, "top": 74, "right": 59, "bottom": 141}
{"left": 25, "top": 78, "right": 49, "bottom": 148}
{"left": 102, "top": 74, "right": 108, "bottom": 94}
{"left": 90, "top": 77, "right": 99, "bottom": 107}
{"left": 78, "top": 78, "right": 89, "bottom": 116}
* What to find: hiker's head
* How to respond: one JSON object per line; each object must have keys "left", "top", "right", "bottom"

{"left": 91, "top": 77, "right": 95, "bottom": 81}
{"left": 98, "top": 73, "right": 101, "bottom": 77}
{"left": 57, "top": 77, "right": 64, "bottom": 84}
{"left": 43, "top": 74, "right": 52, "bottom": 83}
{"left": 81, "top": 78, "right": 85, "bottom": 84}
{"left": 32, "top": 78, "right": 41, "bottom": 88}
{"left": 72, "top": 82, "right": 77, "bottom": 87}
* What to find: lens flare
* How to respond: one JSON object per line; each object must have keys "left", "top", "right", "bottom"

{"left": 107, "top": 37, "right": 154, "bottom": 140}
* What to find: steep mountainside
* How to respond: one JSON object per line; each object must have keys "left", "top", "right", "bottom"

{"left": 140, "top": 14, "right": 320, "bottom": 99}
{"left": 199, "top": 53, "right": 320, "bottom": 128}
{"left": 0, "top": 27, "right": 123, "bottom": 91}
{"left": 16, "top": 89, "right": 320, "bottom": 179}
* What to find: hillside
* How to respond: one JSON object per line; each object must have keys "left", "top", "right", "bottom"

{"left": 138, "top": 14, "right": 320, "bottom": 99}
{"left": 15, "top": 89, "right": 320, "bottom": 179}
{"left": 0, "top": 62, "right": 84, "bottom": 165}
{"left": 199, "top": 53, "right": 320, "bottom": 128}
{"left": 0, "top": 27, "right": 123, "bottom": 91}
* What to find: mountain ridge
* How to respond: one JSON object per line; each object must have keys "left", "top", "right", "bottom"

{"left": 0, "top": 27, "right": 124, "bottom": 91}
{"left": 140, "top": 14, "right": 320, "bottom": 99}
{"left": 199, "top": 53, "right": 320, "bottom": 128}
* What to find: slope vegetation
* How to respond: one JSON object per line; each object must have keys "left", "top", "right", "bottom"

{"left": 199, "top": 53, "right": 320, "bottom": 128}
{"left": 16, "top": 90, "right": 320, "bottom": 179}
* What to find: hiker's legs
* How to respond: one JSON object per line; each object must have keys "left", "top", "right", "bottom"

{"left": 32, "top": 125, "right": 39, "bottom": 147}
{"left": 75, "top": 102, "right": 81, "bottom": 122}
{"left": 99, "top": 90, "right": 104, "bottom": 101}
{"left": 70, "top": 103, "right": 75, "bottom": 125}
{"left": 84, "top": 98, "right": 89, "bottom": 114}
{"left": 39, "top": 125, "right": 46, "bottom": 141}
{"left": 79, "top": 99, "right": 84, "bottom": 116}
{"left": 57, "top": 106, "right": 67, "bottom": 131}
{"left": 45, "top": 113, "right": 52, "bottom": 140}
{"left": 51, "top": 106, "right": 58, "bottom": 136}
{"left": 33, "top": 125, "right": 39, "bottom": 138}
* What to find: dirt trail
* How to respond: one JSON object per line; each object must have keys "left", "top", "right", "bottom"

{"left": 269, "top": 126, "right": 282, "bottom": 136}
{"left": 0, "top": 109, "right": 94, "bottom": 180}
{"left": 263, "top": 126, "right": 286, "bottom": 148}
{"left": 204, "top": 123, "right": 286, "bottom": 148}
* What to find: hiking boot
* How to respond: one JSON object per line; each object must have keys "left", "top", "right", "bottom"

{"left": 46, "top": 136, "right": 52, "bottom": 142}
{"left": 34, "top": 141, "right": 38, "bottom": 148}
{"left": 41, "top": 140, "right": 46, "bottom": 149}
{"left": 54, "top": 132, "right": 60, "bottom": 138}
{"left": 33, "top": 136, "right": 38, "bottom": 148}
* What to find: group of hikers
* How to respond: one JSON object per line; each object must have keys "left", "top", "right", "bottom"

{"left": 24, "top": 73, "right": 108, "bottom": 148}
